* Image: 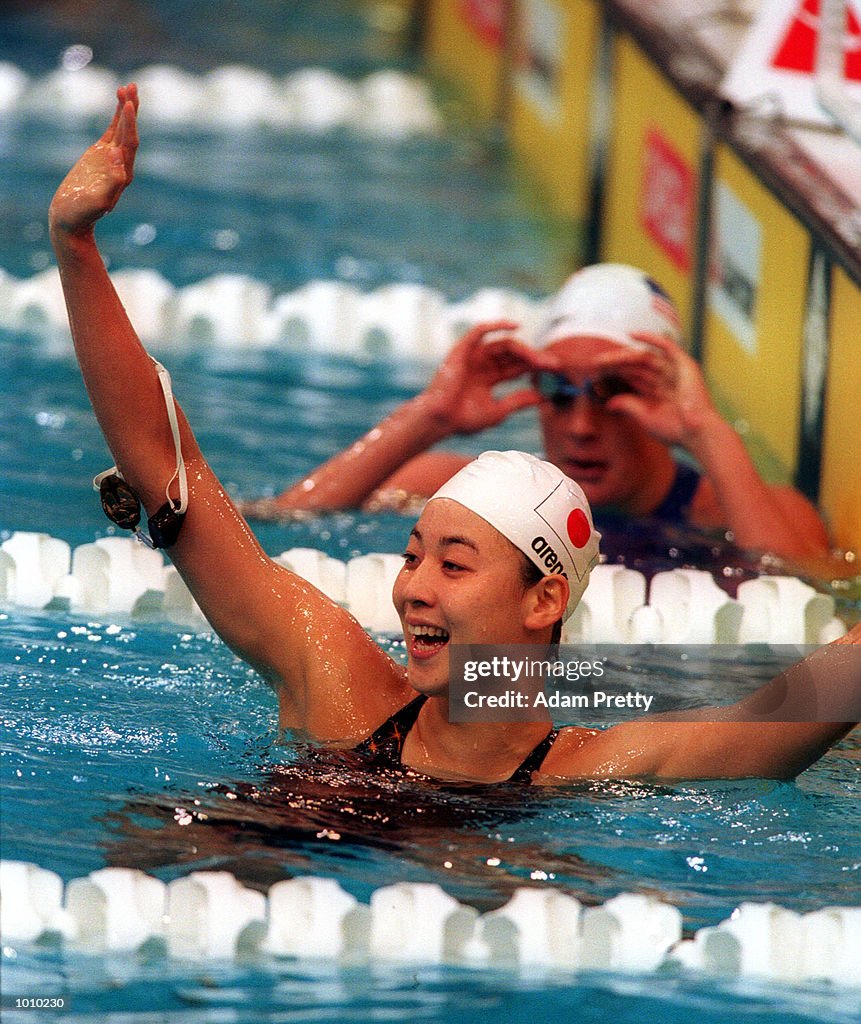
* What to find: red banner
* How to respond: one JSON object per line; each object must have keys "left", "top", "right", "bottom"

{"left": 461, "top": 0, "right": 506, "bottom": 48}
{"left": 640, "top": 128, "right": 695, "bottom": 274}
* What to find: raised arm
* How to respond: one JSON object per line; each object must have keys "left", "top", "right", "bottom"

{"left": 49, "top": 86, "right": 409, "bottom": 740}
{"left": 548, "top": 621, "right": 860, "bottom": 781}
{"left": 594, "top": 334, "right": 830, "bottom": 559}
{"left": 247, "top": 322, "right": 559, "bottom": 515}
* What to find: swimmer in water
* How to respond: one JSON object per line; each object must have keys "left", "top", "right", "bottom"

{"left": 49, "top": 86, "right": 859, "bottom": 783}
{"left": 250, "top": 268, "right": 830, "bottom": 562}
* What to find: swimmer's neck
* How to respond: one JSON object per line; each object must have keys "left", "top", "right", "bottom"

{"left": 401, "top": 696, "right": 552, "bottom": 783}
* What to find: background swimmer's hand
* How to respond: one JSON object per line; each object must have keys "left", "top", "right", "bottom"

{"left": 592, "top": 332, "right": 721, "bottom": 449}
{"left": 420, "top": 321, "right": 560, "bottom": 436}
{"left": 49, "top": 84, "right": 139, "bottom": 237}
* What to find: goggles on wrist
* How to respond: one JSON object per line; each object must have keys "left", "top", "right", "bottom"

{"left": 92, "top": 360, "right": 188, "bottom": 550}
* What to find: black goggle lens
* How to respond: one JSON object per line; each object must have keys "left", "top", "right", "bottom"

{"left": 99, "top": 474, "right": 142, "bottom": 531}
{"left": 98, "top": 472, "right": 184, "bottom": 549}
{"left": 148, "top": 502, "right": 186, "bottom": 549}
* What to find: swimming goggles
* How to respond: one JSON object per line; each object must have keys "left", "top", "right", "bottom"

{"left": 533, "top": 371, "right": 633, "bottom": 408}
{"left": 92, "top": 360, "right": 188, "bottom": 550}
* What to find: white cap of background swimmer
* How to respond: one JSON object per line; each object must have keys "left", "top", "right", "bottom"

{"left": 539, "top": 263, "right": 683, "bottom": 350}
{"left": 429, "top": 451, "right": 601, "bottom": 621}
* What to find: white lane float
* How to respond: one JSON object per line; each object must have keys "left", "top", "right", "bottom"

{"left": 2, "top": 861, "right": 858, "bottom": 986}
{"left": 4, "top": 268, "right": 542, "bottom": 362}
{"left": 0, "top": 531, "right": 846, "bottom": 646}
{"left": 5, "top": 62, "right": 442, "bottom": 137}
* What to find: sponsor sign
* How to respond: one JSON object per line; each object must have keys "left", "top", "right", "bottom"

{"left": 515, "top": 0, "right": 565, "bottom": 122}
{"left": 640, "top": 128, "right": 695, "bottom": 273}
{"left": 708, "top": 180, "right": 762, "bottom": 355}
{"left": 722, "top": 0, "right": 861, "bottom": 126}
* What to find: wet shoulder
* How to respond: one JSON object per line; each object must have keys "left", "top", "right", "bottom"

{"left": 535, "top": 724, "right": 601, "bottom": 778}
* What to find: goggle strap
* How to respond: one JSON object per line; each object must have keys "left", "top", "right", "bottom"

{"left": 92, "top": 466, "right": 119, "bottom": 490}
{"left": 153, "top": 360, "right": 188, "bottom": 515}
{"left": 90, "top": 361, "right": 188, "bottom": 516}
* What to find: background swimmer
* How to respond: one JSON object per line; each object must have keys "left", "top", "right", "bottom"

{"left": 252, "top": 265, "right": 829, "bottom": 562}
{"left": 49, "top": 85, "right": 858, "bottom": 785}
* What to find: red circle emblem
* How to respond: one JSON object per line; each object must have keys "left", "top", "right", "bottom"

{"left": 566, "top": 508, "right": 591, "bottom": 548}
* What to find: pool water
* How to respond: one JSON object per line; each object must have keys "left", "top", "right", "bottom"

{"left": 1, "top": 3, "right": 859, "bottom": 1022}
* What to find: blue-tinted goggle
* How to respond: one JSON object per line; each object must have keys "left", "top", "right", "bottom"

{"left": 533, "top": 371, "right": 633, "bottom": 408}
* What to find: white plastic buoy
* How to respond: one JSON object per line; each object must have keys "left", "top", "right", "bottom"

{"left": 0, "top": 549, "right": 17, "bottom": 607}
{"left": 668, "top": 925, "right": 742, "bottom": 976}
{"left": 369, "top": 882, "right": 478, "bottom": 964}
{"left": 276, "top": 548, "right": 347, "bottom": 606}
{"left": 354, "top": 283, "right": 448, "bottom": 361}
{"left": 717, "top": 901, "right": 804, "bottom": 981}
{"left": 161, "top": 567, "right": 209, "bottom": 629}
{"left": 563, "top": 564, "right": 647, "bottom": 643}
{"left": 22, "top": 65, "right": 119, "bottom": 119}
{"left": 0, "top": 861, "right": 68, "bottom": 943}
{"left": 474, "top": 887, "right": 582, "bottom": 968}
{"left": 65, "top": 868, "right": 166, "bottom": 952}
{"left": 131, "top": 65, "right": 203, "bottom": 125}
{"left": 647, "top": 569, "right": 742, "bottom": 643}
{"left": 0, "top": 268, "right": 19, "bottom": 329}
{"left": 445, "top": 288, "right": 542, "bottom": 346}
{"left": 266, "top": 280, "right": 362, "bottom": 352}
{"left": 67, "top": 537, "right": 165, "bottom": 615}
{"left": 628, "top": 604, "right": 664, "bottom": 644}
{"left": 171, "top": 274, "right": 272, "bottom": 348}
{"left": 167, "top": 871, "right": 266, "bottom": 959}
{"left": 580, "top": 893, "right": 682, "bottom": 972}
{"left": 283, "top": 68, "right": 358, "bottom": 131}
{"left": 9, "top": 268, "right": 69, "bottom": 338}
{"left": 345, "top": 554, "right": 403, "bottom": 633}
{"left": 355, "top": 70, "right": 442, "bottom": 137}
{"left": 0, "top": 62, "right": 29, "bottom": 113}
{"left": 818, "top": 617, "right": 848, "bottom": 644}
{"left": 201, "top": 65, "right": 282, "bottom": 127}
{"left": 264, "top": 876, "right": 369, "bottom": 960}
{"left": 738, "top": 576, "right": 835, "bottom": 645}
{"left": 799, "top": 906, "right": 861, "bottom": 985}
{"left": 1, "top": 532, "right": 71, "bottom": 609}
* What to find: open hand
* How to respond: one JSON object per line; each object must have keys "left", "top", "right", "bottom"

{"left": 421, "top": 321, "right": 560, "bottom": 435}
{"left": 592, "top": 332, "right": 719, "bottom": 448}
{"left": 49, "top": 83, "right": 139, "bottom": 237}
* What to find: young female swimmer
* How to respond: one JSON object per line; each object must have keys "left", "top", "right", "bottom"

{"left": 48, "top": 86, "right": 860, "bottom": 783}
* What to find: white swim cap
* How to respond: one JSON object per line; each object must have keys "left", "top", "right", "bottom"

{"left": 429, "top": 451, "right": 601, "bottom": 621}
{"left": 539, "top": 263, "right": 682, "bottom": 349}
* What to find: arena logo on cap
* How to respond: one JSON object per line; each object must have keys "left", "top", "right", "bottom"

{"left": 530, "top": 535, "right": 567, "bottom": 577}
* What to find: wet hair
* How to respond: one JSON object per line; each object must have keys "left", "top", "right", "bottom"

{"left": 519, "top": 554, "right": 563, "bottom": 645}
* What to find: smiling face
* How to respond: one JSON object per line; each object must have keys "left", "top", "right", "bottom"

{"left": 538, "top": 337, "right": 675, "bottom": 514}
{"left": 391, "top": 499, "right": 540, "bottom": 696}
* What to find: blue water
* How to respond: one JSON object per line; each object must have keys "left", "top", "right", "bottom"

{"left": 1, "top": 3, "right": 860, "bottom": 1022}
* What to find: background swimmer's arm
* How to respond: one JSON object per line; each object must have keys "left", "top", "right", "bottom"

{"left": 261, "top": 323, "right": 557, "bottom": 512}
{"left": 598, "top": 334, "right": 830, "bottom": 559}
{"left": 49, "top": 87, "right": 410, "bottom": 741}
{"left": 546, "top": 622, "right": 860, "bottom": 781}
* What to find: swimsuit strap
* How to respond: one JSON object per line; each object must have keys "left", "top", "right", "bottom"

{"left": 507, "top": 727, "right": 559, "bottom": 783}
{"left": 650, "top": 462, "right": 701, "bottom": 523}
{"left": 353, "top": 694, "right": 428, "bottom": 767}
{"left": 355, "top": 696, "right": 557, "bottom": 783}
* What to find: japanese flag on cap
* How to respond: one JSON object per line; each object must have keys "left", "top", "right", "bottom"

{"left": 429, "top": 451, "right": 601, "bottom": 620}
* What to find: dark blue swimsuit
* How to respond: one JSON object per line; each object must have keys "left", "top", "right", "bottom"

{"left": 650, "top": 462, "right": 701, "bottom": 522}
{"left": 354, "top": 695, "right": 558, "bottom": 784}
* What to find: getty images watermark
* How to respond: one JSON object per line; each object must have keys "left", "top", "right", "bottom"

{"left": 448, "top": 644, "right": 861, "bottom": 724}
